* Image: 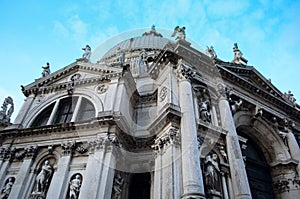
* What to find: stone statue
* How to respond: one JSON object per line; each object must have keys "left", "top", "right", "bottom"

{"left": 112, "top": 174, "right": 124, "bottom": 199}
{"left": 199, "top": 100, "right": 211, "bottom": 123}
{"left": 34, "top": 160, "right": 52, "bottom": 193}
{"left": 117, "top": 47, "right": 125, "bottom": 64}
{"left": 204, "top": 154, "right": 220, "bottom": 190}
{"left": 231, "top": 43, "right": 248, "bottom": 64}
{"left": 0, "top": 97, "right": 14, "bottom": 123}
{"left": 171, "top": 26, "right": 186, "bottom": 40}
{"left": 205, "top": 46, "right": 217, "bottom": 58}
{"left": 229, "top": 98, "right": 242, "bottom": 114}
{"left": 82, "top": 45, "right": 91, "bottom": 61}
{"left": 0, "top": 177, "right": 14, "bottom": 199}
{"left": 69, "top": 174, "right": 81, "bottom": 199}
{"left": 41, "top": 62, "right": 51, "bottom": 77}
{"left": 219, "top": 146, "right": 228, "bottom": 163}
{"left": 284, "top": 91, "right": 296, "bottom": 105}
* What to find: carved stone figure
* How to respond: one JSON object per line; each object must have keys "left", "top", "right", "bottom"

{"left": 284, "top": 90, "right": 296, "bottom": 105}
{"left": 206, "top": 45, "right": 217, "bottom": 58}
{"left": 231, "top": 43, "right": 247, "bottom": 64}
{"left": 117, "top": 47, "right": 125, "bottom": 64}
{"left": 82, "top": 45, "right": 91, "bottom": 61}
{"left": 0, "top": 97, "right": 14, "bottom": 123}
{"left": 171, "top": 26, "right": 186, "bottom": 40}
{"left": 0, "top": 177, "right": 14, "bottom": 199}
{"left": 219, "top": 146, "right": 228, "bottom": 163}
{"left": 41, "top": 62, "right": 51, "bottom": 77}
{"left": 69, "top": 174, "right": 81, "bottom": 199}
{"left": 34, "top": 160, "right": 53, "bottom": 193}
{"left": 199, "top": 100, "right": 211, "bottom": 123}
{"left": 229, "top": 98, "right": 242, "bottom": 114}
{"left": 204, "top": 154, "right": 220, "bottom": 190}
{"left": 112, "top": 174, "right": 124, "bottom": 199}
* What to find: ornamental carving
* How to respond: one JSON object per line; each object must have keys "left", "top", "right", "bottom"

{"left": 0, "top": 146, "right": 15, "bottom": 161}
{"left": 159, "top": 86, "right": 168, "bottom": 102}
{"left": 24, "top": 145, "right": 38, "bottom": 159}
{"left": 216, "top": 82, "right": 227, "bottom": 99}
{"left": 88, "top": 133, "right": 120, "bottom": 152}
{"left": 96, "top": 84, "right": 108, "bottom": 94}
{"left": 0, "top": 96, "right": 14, "bottom": 124}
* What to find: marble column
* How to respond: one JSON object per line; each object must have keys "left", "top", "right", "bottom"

{"left": 8, "top": 145, "right": 38, "bottom": 199}
{"left": 217, "top": 83, "right": 251, "bottom": 199}
{"left": 179, "top": 73, "right": 205, "bottom": 198}
{"left": 286, "top": 131, "right": 300, "bottom": 175}
{"left": 47, "top": 141, "right": 75, "bottom": 199}
{"left": 221, "top": 173, "right": 229, "bottom": 199}
{"left": 153, "top": 149, "right": 162, "bottom": 199}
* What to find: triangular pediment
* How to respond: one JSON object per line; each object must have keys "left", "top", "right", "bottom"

{"left": 22, "top": 61, "right": 123, "bottom": 97}
{"left": 217, "top": 62, "right": 294, "bottom": 106}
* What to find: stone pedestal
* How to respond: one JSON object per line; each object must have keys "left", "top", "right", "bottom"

{"left": 179, "top": 79, "right": 205, "bottom": 199}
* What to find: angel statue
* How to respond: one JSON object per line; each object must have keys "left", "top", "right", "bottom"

{"left": 205, "top": 46, "right": 217, "bottom": 59}
{"left": 171, "top": 26, "right": 186, "bottom": 40}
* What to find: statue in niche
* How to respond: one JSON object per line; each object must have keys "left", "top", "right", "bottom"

{"left": 204, "top": 154, "right": 220, "bottom": 191}
{"left": 112, "top": 173, "right": 124, "bottom": 199}
{"left": 69, "top": 174, "right": 82, "bottom": 199}
{"left": 205, "top": 45, "right": 217, "bottom": 59}
{"left": 0, "top": 97, "right": 14, "bottom": 123}
{"left": 0, "top": 177, "right": 14, "bottom": 199}
{"left": 34, "top": 160, "right": 53, "bottom": 194}
{"left": 41, "top": 62, "right": 51, "bottom": 77}
{"left": 199, "top": 100, "right": 211, "bottom": 123}
{"left": 219, "top": 146, "right": 228, "bottom": 163}
{"left": 82, "top": 45, "right": 91, "bottom": 61}
{"left": 171, "top": 26, "right": 186, "bottom": 40}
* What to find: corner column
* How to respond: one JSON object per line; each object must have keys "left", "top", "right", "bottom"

{"left": 178, "top": 65, "right": 205, "bottom": 199}
{"left": 217, "top": 82, "right": 251, "bottom": 199}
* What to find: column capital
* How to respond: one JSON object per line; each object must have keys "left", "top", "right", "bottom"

{"left": 61, "top": 140, "right": 76, "bottom": 156}
{"left": 152, "top": 127, "right": 180, "bottom": 154}
{"left": 216, "top": 82, "right": 229, "bottom": 100}
{"left": 88, "top": 133, "right": 121, "bottom": 153}
{"left": 0, "top": 146, "right": 15, "bottom": 161}
{"left": 176, "top": 62, "right": 195, "bottom": 82}
{"left": 24, "top": 145, "right": 38, "bottom": 159}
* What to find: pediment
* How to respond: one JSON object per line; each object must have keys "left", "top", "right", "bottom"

{"left": 218, "top": 63, "right": 294, "bottom": 106}
{"left": 22, "top": 61, "right": 122, "bottom": 97}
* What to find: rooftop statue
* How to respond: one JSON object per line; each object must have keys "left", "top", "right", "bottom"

{"left": 142, "top": 25, "right": 163, "bottom": 37}
{"left": 205, "top": 45, "right": 217, "bottom": 59}
{"left": 171, "top": 26, "right": 186, "bottom": 40}
{"left": 0, "top": 96, "right": 14, "bottom": 123}
{"left": 231, "top": 43, "right": 248, "bottom": 64}
{"left": 82, "top": 45, "right": 91, "bottom": 61}
{"left": 284, "top": 90, "right": 297, "bottom": 105}
{"left": 42, "top": 62, "right": 51, "bottom": 77}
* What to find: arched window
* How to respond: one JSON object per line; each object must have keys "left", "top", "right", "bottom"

{"left": 30, "top": 96, "right": 95, "bottom": 127}
{"left": 77, "top": 98, "right": 95, "bottom": 121}
{"left": 53, "top": 97, "right": 78, "bottom": 124}
{"left": 31, "top": 102, "right": 55, "bottom": 127}
{"left": 241, "top": 135, "right": 275, "bottom": 199}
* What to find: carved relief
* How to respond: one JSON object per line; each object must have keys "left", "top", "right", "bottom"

{"left": 159, "top": 86, "right": 168, "bottom": 102}
{"left": 111, "top": 173, "right": 124, "bottom": 199}
{"left": 96, "top": 84, "right": 108, "bottom": 94}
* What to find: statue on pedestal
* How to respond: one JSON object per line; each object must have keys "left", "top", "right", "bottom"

{"left": 171, "top": 26, "right": 186, "bottom": 40}
{"left": 41, "top": 62, "right": 51, "bottom": 77}
{"left": 33, "top": 160, "right": 53, "bottom": 194}
{"left": 204, "top": 154, "right": 220, "bottom": 191}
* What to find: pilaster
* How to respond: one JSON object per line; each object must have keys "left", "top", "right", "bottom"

{"left": 8, "top": 145, "right": 38, "bottom": 199}
{"left": 47, "top": 140, "right": 75, "bottom": 199}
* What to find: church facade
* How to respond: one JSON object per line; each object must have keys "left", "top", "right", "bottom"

{"left": 0, "top": 26, "right": 299, "bottom": 199}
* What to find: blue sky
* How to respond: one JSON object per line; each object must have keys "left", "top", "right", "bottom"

{"left": 0, "top": 0, "right": 299, "bottom": 122}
